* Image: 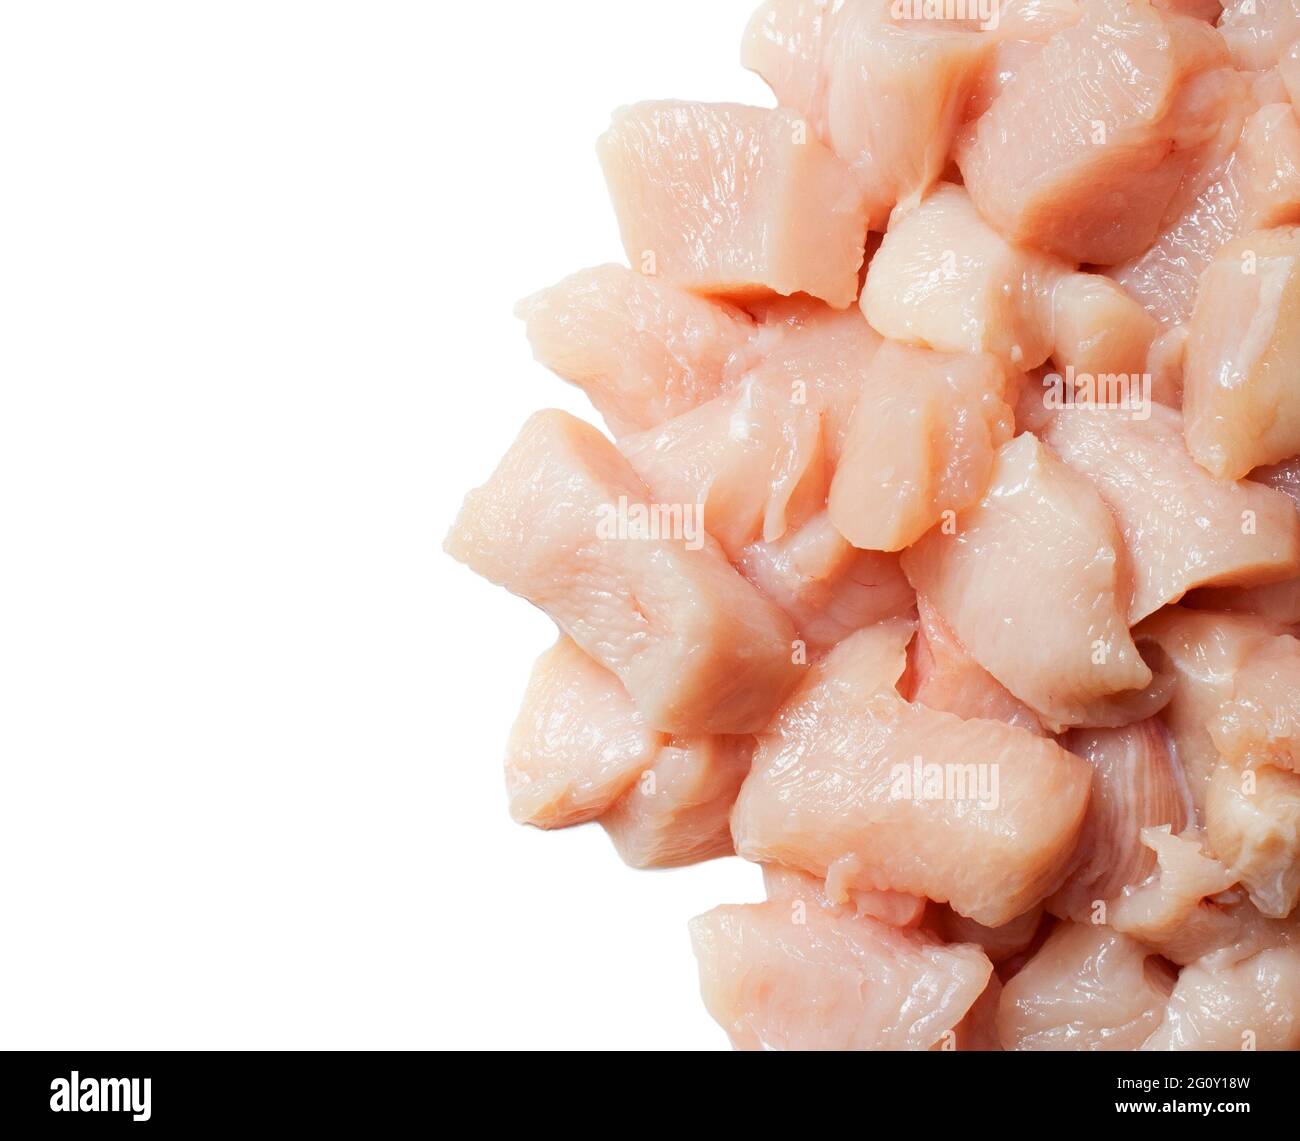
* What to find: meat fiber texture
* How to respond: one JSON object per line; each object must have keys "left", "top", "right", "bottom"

{"left": 446, "top": 0, "right": 1300, "bottom": 1049}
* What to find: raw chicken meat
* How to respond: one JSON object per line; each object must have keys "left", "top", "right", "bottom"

{"left": 1048, "top": 720, "right": 1190, "bottom": 923}
{"left": 1143, "top": 940, "right": 1300, "bottom": 1049}
{"left": 905, "top": 595, "right": 1045, "bottom": 734}
{"left": 742, "top": 0, "right": 993, "bottom": 229}
{"left": 901, "top": 434, "right": 1153, "bottom": 731}
{"left": 1044, "top": 403, "right": 1300, "bottom": 621}
{"left": 598, "top": 102, "right": 868, "bottom": 308}
{"left": 599, "top": 733, "right": 754, "bottom": 869}
{"left": 737, "top": 512, "right": 916, "bottom": 652}
{"left": 861, "top": 183, "right": 1067, "bottom": 371}
{"left": 1113, "top": 99, "right": 1300, "bottom": 328}
{"left": 828, "top": 341, "right": 1013, "bottom": 552}
{"left": 517, "top": 265, "right": 755, "bottom": 437}
{"left": 505, "top": 636, "right": 661, "bottom": 829}
{"left": 445, "top": 410, "right": 800, "bottom": 734}
{"left": 1049, "top": 273, "right": 1158, "bottom": 379}
{"left": 507, "top": 636, "right": 751, "bottom": 869}
{"left": 1206, "top": 760, "right": 1300, "bottom": 916}
{"left": 1107, "top": 827, "right": 1245, "bottom": 962}
{"left": 997, "top": 922, "right": 1176, "bottom": 1049}
{"left": 731, "top": 621, "right": 1093, "bottom": 926}
{"left": 1184, "top": 227, "right": 1300, "bottom": 479}
{"left": 957, "top": 0, "right": 1230, "bottom": 264}
{"left": 447, "top": 0, "right": 1300, "bottom": 1051}
{"left": 620, "top": 370, "right": 828, "bottom": 559}
{"left": 1219, "top": 0, "right": 1300, "bottom": 71}
{"left": 689, "top": 897, "right": 992, "bottom": 1050}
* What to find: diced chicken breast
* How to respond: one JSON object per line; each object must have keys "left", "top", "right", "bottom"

{"left": 901, "top": 433, "right": 1152, "bottom": 732}
{"left": 828, "top": 342, "right": 1013, "bottom": 552}
{"left": 1143, "top": 941, "right": 1300, "bottom": 1049}
{"left": 1044, "top": 404, "right": 1300, "bottom": 621}
{"left": 906, "top": 595, "right": 1045, "bottom": 734}
{"left": 742, "top": 0, "right": 993, "bottom": 228}
{"left": 1113, "top": 99, "right": 1300, "bottom": 327}
{"left": 445, "top": 410, "right": 800, "bottom": 734}
{"left": 738, "top": 511, "right": 916, "bottom": 652}
{"left": 1048, "top": 721, "right": 1191, "bottom": 923}
{"left": 1049, "top": 273, "right": 1158, "bottom": 379}
{"left": 516, "top": 265, "right": 756, "bottom": 437}
{"left": 1206, "top": 761, "right": 1300, "bottom": 917}
{"left": 689, "top": 897, "right": 992, "bottom": 1050}
{"left": 1207, "top": 629, "right": 1300, "bottom": 774}
{"left": 505, "top": 636, "right": 661, "bottom": 829}
{"left": 957, "top": 0, "right": 1230, "bottom": 264}
{"left": 997, "top": 922, "right": 1176, "bottom": 1049}
{"left": 742, "top": 297, "right": 884, "bottom": 464}
{"left": 1108, "top": 826, "right": 1243, "bottom": 963}
{"left": 1219, "top": 0, "right": 1300, "bottom": 70}
{"left": 731, "top": 621, "right": 1093, "bottom": 926}
{"left": 598, "top": 102, "right": 868, "bottom": 308}
{"left": 1134, "top": 607, "right": 1280, "bottom": 811}
{"left": 1184, "top": 226, "right": 1300, "bottom": 479}
{"left": 620, "top": 372, "right": 827, "bottom": 559}
{"left": 861, "top": 184, "right": 1067, "bottom": 372}
{"left": 600, "top": 734, "right": 754, "bottom": 869}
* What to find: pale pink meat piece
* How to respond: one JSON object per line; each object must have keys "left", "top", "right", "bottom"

{"left": 689, "top": 897, "right": 992, "bottom": 1050}
{"left": 1143, "top": 939, "right": 1300, "bottom": 1049}
{"left": 598, "top": 102, "right": 868, "bottom": 309}
{"left": 1049, "top": 272, "right": 1159, "bottom": 380}
{"left": 906, "top": 595, "right": 1045, "bottom": 735}
{"left": 997, "top": 922, "right": 1176, "bottom": 1050}
{"left": 828, "top": 341, "right": 1013, "bottom": 552}
{"left": 620, "top": 372, "right": 827, "bottom": 560}
{"left": 901, "top": 433, "right": 1153, "bottom": 732}
{"left": 1206, "top": 630, "right": 1300, "bottom": 775}
{"left": 1184, "top": 226, "right": 1300, "bottom": 479}
{"left": 738, "top": 511, "right": 916, "bottom": 653}
{"left": 445, "top": 410, "right": 800, "bottom": 734}
{"left": 742, "top": 0, "right": 994, "bottom": 229}
{"left": 1189, "top": 458, "right": 1300, "bottom": 621}
{"left": 516, "top": 265, "right": 756, "bottom": 437}
{"left": 1206, "top": 760, "right": 1300, "bottom": 916}
{"left": 1044, "top": 404, "right": 1300, "bottom": 621}
{"left": 1112, "top": 99, "right": 1300, "bottom": 328}
{"left": 1048, "top": 721, "right": 1191, "bottom": 924}
{"left": 1133, "top": 607, "right": 1280, "bottom": 812}
{"left": 507, "top": 638, "right": 753, "bottom": 868}
{"left": 861, "top": 184, "right": 1067, "bottom": 372}
{"left": 1108, "top": 827, "right": 1246, "bottom": 963}
{"left": 600, "top": 734, "right": 754, "bottom": 869}
{"left": 957, "top": 0, "right": 1230, "bottom": 264}
{"left": 1218, "top": 0, "right": 1300, "bottom": 70}
{"left": 505, "top": 636, "right": 662, "bottom": 829}
{"left": 741, "top": 297, "right": 884, "bottom": 465}
{"left": 762, "top": 864, "right": 927, "bottom": 928}
{"left": 731, "top": 621, "right": 1093, "bottom": 926}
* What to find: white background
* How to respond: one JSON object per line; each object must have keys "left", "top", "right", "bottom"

{"left": 0, "top": 1, "right": 769, "bottom": 1048}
